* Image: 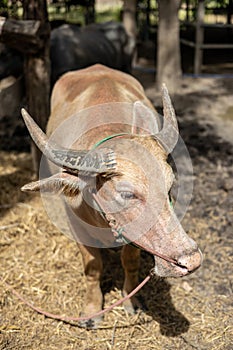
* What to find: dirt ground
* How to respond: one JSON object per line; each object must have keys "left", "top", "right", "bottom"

{"left": 0, "top": 69, "right": 233, "bottom": 349}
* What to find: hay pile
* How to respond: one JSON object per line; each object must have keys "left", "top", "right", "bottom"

{"left": 1, "top": 76, "right": 233, "bottom": 349}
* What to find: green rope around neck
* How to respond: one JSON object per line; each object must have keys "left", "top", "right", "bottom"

{"left": 92, "top": 133, "right": 129, "bottom": 150}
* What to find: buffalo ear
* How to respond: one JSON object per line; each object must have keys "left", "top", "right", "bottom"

{"left": 132, "top": 101, "right": 161, "bottom": 135}
{"left": 21, "top": 172, "right": 84, "bottom": 196}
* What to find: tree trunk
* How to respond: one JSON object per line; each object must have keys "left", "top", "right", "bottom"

{"left": 194, "top": 0, "right": 204, "bottom": 75}
{"left": 23, "top": 0, "right": 50, "bottom": 174}
{"left": 122, "top": 0, "right": 137, "bottom": 66}
{"left": 156, "top": 0, "right": 182, "bottom": 95}
{"left": 122, "top": 0, "right": 137, "bottom": 39}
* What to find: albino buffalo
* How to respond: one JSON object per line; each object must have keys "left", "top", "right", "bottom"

{"left": 21, "top": 64, "right": 202, "bottom": 328}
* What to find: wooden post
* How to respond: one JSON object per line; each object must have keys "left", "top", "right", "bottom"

{"left": 194, "top": 0, "right": 205, "bottom": 75}
{"left": 146, "top": 0, "right": 151, "bottom": 29}
{"left": 227, "top": 0, "right": 233, "bottom": 25}
{"left": 186, "top": 0, "right": 190, "bottom": 21}
{"left": 85, "top": 0, "right": 95, "bottom": 24}
{"left": 23, "top": 0, "right": 50, "bottom": 174}
{"left": 0, "top": 17, "right": 45, "bottom": 53}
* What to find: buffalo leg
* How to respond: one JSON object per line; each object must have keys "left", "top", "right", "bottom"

{"left": 78, "top": 244, "right": 103, "bottom": 328}
{"left": 121, "top": 245, "right": 142, "bottom": 313}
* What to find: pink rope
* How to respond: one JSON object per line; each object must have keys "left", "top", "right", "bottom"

{"left": 2, "top": 274, "right": 151, "bottom": 322}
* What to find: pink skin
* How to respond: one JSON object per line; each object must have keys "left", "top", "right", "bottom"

{"left": 21, "top": 65, "right": 203, "bottom": 327}
{"left": 95, "top": 136, "right": 202, "bottom": 278}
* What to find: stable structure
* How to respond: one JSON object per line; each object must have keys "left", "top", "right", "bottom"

{"left": 180, "top": 0, "right": 233, "bottom": 74}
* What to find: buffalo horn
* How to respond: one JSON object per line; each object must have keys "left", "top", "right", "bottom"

{"left": 156, "top": 84, "right": 179, "bottom": 154}
{"left": 21, "top": 108, "right": 116, "bottom": 174}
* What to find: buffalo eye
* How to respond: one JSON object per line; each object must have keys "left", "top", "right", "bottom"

{"left": 120, "top": 191, "right": 136, "bottom": 200}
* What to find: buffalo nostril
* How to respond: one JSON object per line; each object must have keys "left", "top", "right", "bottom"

{"left": 177, "top": 249, "right": 203, "bottom": 272}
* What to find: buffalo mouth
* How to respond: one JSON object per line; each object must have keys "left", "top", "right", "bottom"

{"left": 153, "top": 249, "right": 202, "bottom": 278}
{"left": 153, "top": 259, "right": 189, "bottom": 277}
{"left": 170, "top": 262, "right": 190, "bottom": 277}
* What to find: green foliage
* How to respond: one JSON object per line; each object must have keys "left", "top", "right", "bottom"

{"left": 0, "top": 0, "right": 8, "bottom": 7}
{"left": 206, "top": 0, "right": 229, "bottom": 7}
{"left": 181, "top": 0, "right": 229, "bottom": 7}
{"left": 48, "top": 4, "right": 121, "bottom": 25}
{"left": 0, "top": 0, "right": 8, "bottom": 13}
{"left": 95, "top": 5, "right": 121, "bottom": 23}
